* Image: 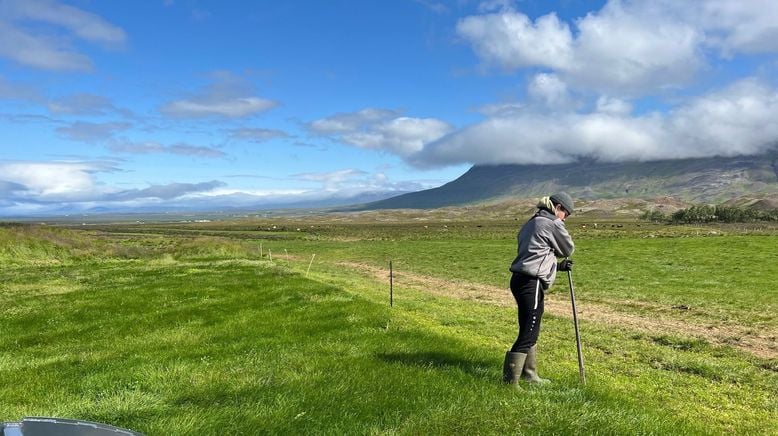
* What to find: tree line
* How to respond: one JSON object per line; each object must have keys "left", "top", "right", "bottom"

{"left": 641, "top": 205, "right": 778, "bottom": 224}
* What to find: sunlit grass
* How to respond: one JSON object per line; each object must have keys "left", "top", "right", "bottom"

{"left": 1, "top": 222, "right": 776, "bottom": 434}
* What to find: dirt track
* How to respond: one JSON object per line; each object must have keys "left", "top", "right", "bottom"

{"left": 338, "top": 261, "right": 777, "bottom": 359}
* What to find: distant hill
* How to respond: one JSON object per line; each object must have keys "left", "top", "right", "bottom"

{"left": 3, "top": 190, "right": 411, "bottom": 220}
{"left": 358, "top": 151, "right": 778, "bottom": 210}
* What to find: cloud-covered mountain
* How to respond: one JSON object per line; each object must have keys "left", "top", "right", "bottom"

{"left": 358, "top": 150, "right": 778, "bottom": 210}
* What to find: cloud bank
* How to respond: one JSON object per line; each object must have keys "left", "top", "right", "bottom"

{"left": 318, "top": 1, "right": 778, "bottom": 168}
{"left": 416, "top": 79, "right": 778, "bottom": 166}
{"left": 0, "top": 160, "right": 428, "bottom": 216}
{"left": 312, "top": 78, "right": 778, "bottom": 168}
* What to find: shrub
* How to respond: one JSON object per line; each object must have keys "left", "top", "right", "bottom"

{"left": 669, "top": 205, "right": 778, "bottom": 224}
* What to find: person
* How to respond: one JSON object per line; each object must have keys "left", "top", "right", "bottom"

{"left": 503, "top": 192, "right": 575, "bottom": 385}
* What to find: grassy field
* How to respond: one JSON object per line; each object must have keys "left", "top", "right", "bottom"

{"left": 1, "top": 218, "right": 776, "bottom": 434}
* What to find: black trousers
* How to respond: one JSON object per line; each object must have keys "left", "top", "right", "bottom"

{"left": 509, "top": 272, "right": 545, "bottom": 353}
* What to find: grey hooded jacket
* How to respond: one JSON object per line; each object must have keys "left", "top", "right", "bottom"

{"left": 509, "top": 209, "right": 575, "bottom": 288}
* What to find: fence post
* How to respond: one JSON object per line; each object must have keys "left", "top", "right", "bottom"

{"left": 389, "top": 260, "right": 393, "bottom": 307}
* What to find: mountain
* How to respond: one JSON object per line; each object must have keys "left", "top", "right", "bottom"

{"left": 2, "top": 189, "right": 411, "bottom": 219}
{"left": 245, "top": 190, "right": 414, "bottom": 210}
{"left": 359, "top": 152, "right": 778, "bottom": 210}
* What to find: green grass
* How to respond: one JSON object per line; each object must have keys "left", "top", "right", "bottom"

{"left": 1, "top": 222, "right": 777, "bottom": 434}
{"left": 253, "top": 226, "right": 778, "bottom": 330}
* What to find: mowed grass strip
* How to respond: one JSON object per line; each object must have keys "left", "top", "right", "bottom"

{"left": 260, "top": 232, "right": 778, "bottom": 330}
{"left": 1, "top": 258, "right": 718, "bottom": 435}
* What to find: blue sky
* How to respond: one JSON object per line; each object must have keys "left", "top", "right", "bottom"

{"left": 1, "top": 0, "right": 778, "bottom": 216}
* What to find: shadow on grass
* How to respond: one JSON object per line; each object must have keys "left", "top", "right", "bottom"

{"left": 375, "top": 351, "right": 494, "bottom": 379}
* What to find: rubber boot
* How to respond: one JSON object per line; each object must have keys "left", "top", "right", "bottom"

{"left": 502, "top": 351, "right": 527, "bottom": 385}
{"left": 521, "top": 345, "right": 550, "bottom": 384}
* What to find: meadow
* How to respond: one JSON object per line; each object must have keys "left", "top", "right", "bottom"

{"left": 0, "top": 215, "right": 776, "bottom": 435}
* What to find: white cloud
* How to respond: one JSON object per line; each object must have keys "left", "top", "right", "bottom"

{"left": 47, "top": 93, "right": 115, "bottom": 115}
{"left": 160, "top": 72, "right": 278, "bottom": 118}
{"left": 295, "top": 169, "right": 368, "bottom": 191}
{"left": 308, "top": 109, "right": 453, "bottom": 157}
{"left": 596, "top": 96, "right": 633, "bottom": 116}
{"left": 0, "top": 75, "right": 42, "bottom": 101}
{"left": 477, "top": 0, "right": 514, "bottom": 13}
{"left": 475, "top": 102, "right": 525, "bottom": 117}
{"left": 342, "top": 117, "right": 453, "bottom": 156}
{"left": 56, "top": 121, "right": 132, "bottom": 142}
{"left": 162, "top": 98, "right": 276, "bottom": 118}
{"left": 667, "top": 79, "right": 778, "bottom": 157}
{"left": 307, "top": 108, "right": 399, "bottom": 134}
{"left": 0, "top": 0, "right": 126, "bottom": 71}
{"left": 0, "top": 160, "right": 116, "bottom": 200}
{"left": 441, "top": 1, "right": 778, "bottom": 168}
{"left": 3, "top": 0, "right": 126, "bottom": 44}
{"left": 457, "top": 10, "right": 573, "bottom": 71}
{"left": 0, "top": 160, "right": 424, "bottom": 216}
{"left": 228, "top": 128, "right": 290, "bottom": 142}
{"left": 0, "top": 179, "right": 27, "bottom": 194}
{"left": 527, "top": 73, "right": 573, "bottom": 109}
{"left": 455, "top": 0, "right": 778, "bottom": 94}
{"left": 203, "top": 187, "right": 308, "bottom": 198}
{"left": 675, "top": 0, "right": 778, "bottom": 55}
{"left": 54, "top": 122, "right": 226, "bottom": 158}
{"left": 107, "top": 141, "right": 226, "bottom": 158}
{"left": 0, "top": 159, "right": 233, "bottom": 214}
{"left": 569, "top": 1, "right": 702, "bottom": 93}
{"left": 0, "top": 22, "right": 93, "bottom": 71}
{"left": 413, "top": 78, "right": 778, "bottom": 167}
{"left": 293, "top": 168, "right": 428, "bottom": 196}
{"left": 107, "top": 181, "right": 226, "bottom": 201}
